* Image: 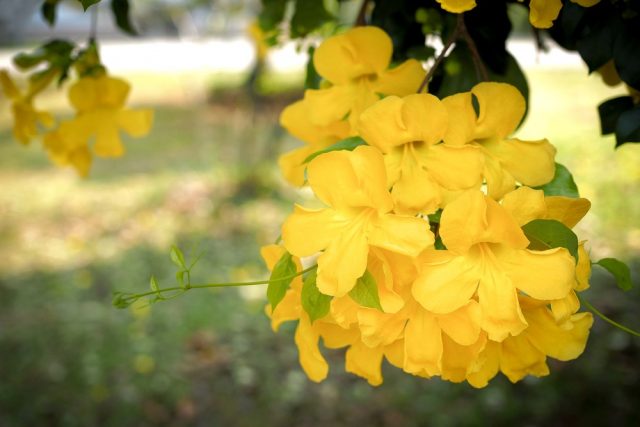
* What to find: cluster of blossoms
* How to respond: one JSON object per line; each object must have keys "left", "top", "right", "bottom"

{"left": 0, "top": 69, "right": 153, "bottom": 176}
{"left": 438, "top": 0, "right": 601, "bottom": 29}
{"left": 264, "top": 26, "right": 593, "bottom": 387}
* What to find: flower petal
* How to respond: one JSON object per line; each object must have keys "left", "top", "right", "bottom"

{"left": 544, "top": 196, "right": 591, "bottom": 228}
{"left": 501, "top": 186, "right": 547, "bottom": 226}
{"left": 307, "top": 146, "right": 392, "bottom": 211}
{"left": 424, "top": 143, "right": 484, "bottom": 190}
{"left": 374, "top": 59, "right": 425, "bottom": 96}
{"left": 304, "top": 85, "right": 355, "bottom": 127}
{"left": 477, "top": 264, "right": 527, "bottom": 341}
{"left": 442, "top": 92, "right": 477, "bottom": 146}
{"left": 498, "top": 247, "right": 575, "bottom": 300}
{"left": 483, "top": 150, "right": 517, "bottom": 200}
{"left": 526, "top": 307, "right": 593, "bottom": 361}
{"left": 486, "top": 138, "right": 557, "bottom": 187}
{"left": 357, "top": 308, "right": 406, "bottom": 348}
{"left": 412, "top": 251, "right": 478, "bottom": 314}
{"left": 316, "top": 222, "right": 369, "bottom": 296}
{"left": 437, "top": 300, "right": 482, "bottom": 346}
{"left": 499, "top": 333, "right": 549, "bottom": 382}
{"left": 314, "top": 27, "right": 392, "bottom": 84}
{"left": 437, "top": 0, "right": 477, "bottom": 13}
{"left": 368, "top": 213, "right": 433, "bottom": 257}
{"left": 282, "top": 205, "right": 346, "bottom": 257}
{"left": 529, "top": 0, "right": 563, "bottom": 29}
{"left": 472, "top": 82, "right": 525, "bottom": 140}
{"left": 117, "top": 109, "right": 153, "bottom": 138}
{"left": 295, "top": 315, "right": 329, "bottom": 382}
{"left": 346, "top": 340, "right": 385, "bottom": 386}
{"left": 404, "top": 308, "right": 442, "bottom": 377}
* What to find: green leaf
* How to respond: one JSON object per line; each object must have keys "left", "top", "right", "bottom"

{"left": 259, "top": 0, "right": 288, "bottom": 32}
{"left": 434, "top": 236, "right": 447, "bottom": 250}
{"left": 267, "top": 252, "right": 297, "bottom": 310}
{"left": 522, "top": 219, "right": 579, "bottom": 262}
{"left": 78, "top": 0, "right": 101, "bottom": 11}
{"left": 349, "top": 270, "right": 383, "bottom": 310}
{"left": 112, "top": 292, "right": 132, "bottom": 308}
{"left": 110, "top": 0, "right": 137, "bottom": 36}
{"left": 614, "top": 107, "right": 640, "bottom": 147}
{"left": 303, "top": 136, "right": 366, "bottom": 164}
{"left": 170, "top": 245, "right": 186, "bottom": 268}
{"left": 41, "top": 1, "right": 60, "bottom": 26}
{"left": 304, "top": 46, "right": 322, "bottom": 90}
{"left": 595, "top": 258, "right": 633, "bottom": 291}
{"left": 176, "top": 271, "right": 185, "bottom": 287}
{"left": 598, "top": 96, "right": 634, "bottom": 135}
{"left": 150, "top": 276, "right": 159, "bottom": 293}
{"left": 290, "top": 0, "right": 333, "bottom": 38}
{"left": 533, "top": 163, "right": 580, "bottom": 198}
{"left": 300, "top": 269, "right": 331, "bottom": 323}
{"left": 428, "top": 209, "right": 442, "bottom": 224}
{"left": 13, "top": 52, "right": 47, "bottom": 70}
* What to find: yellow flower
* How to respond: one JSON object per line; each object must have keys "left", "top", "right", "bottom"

{"left": 500, "top": 186, "right": 592, "bottom": 324}
{"left": 436, "top": 0, "right": 476, "bottom": 13}
{"left": 278, "top": 99, "right": 350, "bottom": 186}
{"left": 525, "top": 0, "right": 601, "bottom": 29}
{"left": 443, "top": 82, "right": 556, "bottom": 199}
{"left": 304, "top": 26, "right": 425, "bottom": 132}
{"left": 358, "top": 93, "right": 484, "bottom": 214}
{"left": 43, "top": 120, "right": 93, "bottom": 177}
{"left": 261, "top": 244, "right": 331, "bottom": 382}
{"left": 413, "top": 190, "right": 575, "bottom": 341}
{"left": 282, "top": 146, "right": 434, "bottom": 297}
{"left": 67, "top": 75, "right": 153, "bottom": 157}
{"left": 0, "top": 70, "right": 54, "bottom": 145}
{"left": 466, "top": 296, "right": 593, "bottom": 387}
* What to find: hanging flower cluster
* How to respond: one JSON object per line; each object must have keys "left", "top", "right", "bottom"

{"left": 265, "top": 26, "right": 594, "bottom": 387}
{"left": 0, "top": 68, "right": 153, "bottom": 177}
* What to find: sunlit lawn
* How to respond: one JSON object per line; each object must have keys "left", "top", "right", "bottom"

{"left": 0, "top": 64, "right": 638, "bottom": 426}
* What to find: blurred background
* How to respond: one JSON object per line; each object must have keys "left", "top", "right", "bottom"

{"left": 0, "top": 1, "right": 639, "bottom": 426}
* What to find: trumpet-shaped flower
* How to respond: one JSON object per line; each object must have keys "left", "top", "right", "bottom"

{"left": 413, "top": 190, "right": 575, "bottom": 341}
{"left": 443, "top": 82, "right": 556, "bottom": 199}
{"left": 358, "top": 94, "right": 484, "bottom": 214}
{"left": 278, "top": 99, "right": 350, "bottom": 185}
{"left": 0, "top": 70, "right": 54, "bottom": 145}
{"left": 466, "top": 296, "right": 593, "bottom": 387}
{"left": 43, "top": 120, "right": 93, "bottom": 177}
{"left": 304, "top": 26, "right": 425, "bottom": 131}
{"left": 67, "top": 75, "right": 153, "bottom": 157}
{"left": 282, "top": 146, "right": 434, "bottom": 297}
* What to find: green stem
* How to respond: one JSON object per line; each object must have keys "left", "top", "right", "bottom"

{"left": 580, "top": 297, "right": 640, "bottom": 338}
{"left": 117, "top": 265, "right": 317, "bottom": 304}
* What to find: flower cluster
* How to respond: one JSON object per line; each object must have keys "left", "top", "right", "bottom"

{"left": 437, "top": 0, "right": 601, "bottom": 29}
{"left": 265, "top": 26, "right": 593, "bottom": 387}
{"left": 0, "top": 69, "right": 153, "bottom": 176}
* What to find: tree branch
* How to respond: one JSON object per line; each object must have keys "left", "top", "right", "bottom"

{"left": 417, "top": 14, "right": 463, "bottom": 93}
{"left": 458, "top": 15, "right": 489, "bottom": 82}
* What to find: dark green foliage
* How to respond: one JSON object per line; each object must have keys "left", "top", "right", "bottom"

{"left": 533, "top": 163, "right": 580, "bottom": 198}
{"left": 522, "top": 219, "right": 579, "bottom": 262}
{"left": 111, "top": 0, "right": 137, "bottom": 35}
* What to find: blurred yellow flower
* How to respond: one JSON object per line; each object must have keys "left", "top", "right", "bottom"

{"left": 0, "top": 70, "right": 54, "bottom": 145}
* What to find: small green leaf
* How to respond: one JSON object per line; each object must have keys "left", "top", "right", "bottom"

{"left": 41, "top": 1, "right": 60, "bottom": 26}
{"left": 267, "top": 252, "right": 297, "bottom": 310}
{"left": 522, "top": 219, "right": 579, "bottom": 262}
{"left": 150, "top": 276, "right": 159, "bottom": 292}
{"left": 13, "top": 52, "right": 47, "bottom": 70}
{"left": 533, "top": 163, "right": 580, "bottom": 198}
{"left": 290, "top": 0, "right": 333, "bottom": 38}
{"left": 170, "top": 245, "right": 186, "bottom": 268}
{"left": 301, "top": 269, "right": 331, "bottom": 323}
{"left": 349, "top": 270, "right": 383, "bottom": 310}
{"left": 303, "top": 136, "right": 366, "bottom": 164}
{"left": 428, "top": 209, "right": 442, "bottom": 224}
{"left": 304, "top": 46, "right": 322, "bottom": 90}
{"left": 78, "top": 0, "right": 101, "bottom": 11}
{"left": 434, "top": 236, "right": 447, "bottom": 250}
{"left": 258, "top": 0, "right": 287, "bottom": 31}
{"left": 110, "top": 0, "right": 137, "bottom": 35}
{"left": 595, "top": 258, "right": 633, "bottom": 291}
{"left": 176, "top": 271, "right": 185, "bottom": 288}
{"left": 112, "top": 292, "right": 132, "bottom": 308}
